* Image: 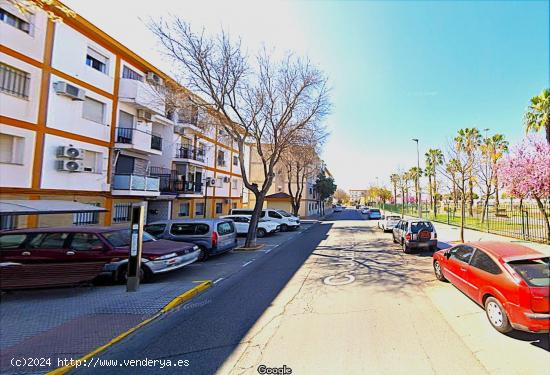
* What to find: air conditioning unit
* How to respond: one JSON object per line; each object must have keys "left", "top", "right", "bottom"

{"left": 174, "top": 125, "right": 185, "bottom": 135}
{"left": 146, "top": 72, "right": 163, "bottom": 85}
{"left": 207, "top": 178, "right": 217, "bottom": 187}
{"left": 223, "top": 176, "right": 230, "bottom": 183}
{"left": 137, "top": 109, "right": 152, "bottom": 121}
{"left": 54, "top": 81, "right": 85, "bottom": 101}
{"left": 56, "top": 160, "right": 84, "bottom": 172}
{"left": 57, "top": 146, "right": 84, "bottom": 159}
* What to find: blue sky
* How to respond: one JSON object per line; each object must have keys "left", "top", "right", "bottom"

{"left": 65, "top": 0, "right": 549, "bottom": 191}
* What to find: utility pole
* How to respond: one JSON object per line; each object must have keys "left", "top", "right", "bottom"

{"left": 412, "top": 138, "right": 422, "bottom": 218}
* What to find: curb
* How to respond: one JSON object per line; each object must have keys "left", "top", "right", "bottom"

{"left": 47, "top": 280, "right": 212, "bottom": 374}
{"left": 234, "top": 244, "right": 265, "bottom": 251}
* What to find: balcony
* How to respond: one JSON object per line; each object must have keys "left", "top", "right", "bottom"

{"left": 116, "top": 127, "right": 162, "bottom": 155}
{"left": 112, "top": 174, "right": 160, "bottom": 197}
{"left": 118, "top": 78, "right": 164, "bottom": 114}
{"left": 150, "top": 168, "right": 203, "bottom": 196}
{"left": 174, "top": 145, "right": 206, "bottom": 164}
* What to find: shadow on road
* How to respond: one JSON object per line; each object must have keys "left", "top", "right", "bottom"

{"left": 506, "top": 330, "right": 549, "bottom": 352}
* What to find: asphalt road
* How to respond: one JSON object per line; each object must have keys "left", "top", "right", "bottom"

{"left": 74, "top": 209, "right": 549, "bottom": 375}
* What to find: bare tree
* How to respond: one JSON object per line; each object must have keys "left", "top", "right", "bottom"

{"left": 150, "top": 19, "right": 330, "bottom": 247}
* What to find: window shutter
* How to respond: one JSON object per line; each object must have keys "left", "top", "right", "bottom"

{"left": 83, "top": 97, "right": 105, "bottom": 123}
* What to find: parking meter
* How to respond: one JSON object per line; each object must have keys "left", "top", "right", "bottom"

{"left": 127, "top": 204, "right": 144, "bottom": 292}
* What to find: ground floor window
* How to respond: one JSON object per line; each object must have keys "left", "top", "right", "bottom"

{"left": 0, "top": 215, "right": 16, "bottom": 230}
{"left": 232, "top": 202, "right": 238, "bottom": 209}
{"left": 215, "top": 202, "right": 223, "bottom": 214}
{"left": 73, "top": 203, "right": 100, "bottom": 225}
{"left": 113, "top": 203, "right": 132, "bottom": 223}
{"left": 178, "top": 202, "right": 190, "bottom": 217}
{"left": 195, "top": 202, "right": 205, "bottom": 216}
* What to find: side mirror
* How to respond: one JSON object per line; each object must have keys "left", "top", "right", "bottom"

{"left": 381, "top": 215, "right": 385, "bottom": 220}
{"left": 444, "top": 251, "right": 451, "bottom": 259}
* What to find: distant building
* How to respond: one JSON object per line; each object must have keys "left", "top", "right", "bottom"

{"left": 349, "top": 189, "right": 368, "bottom": 204}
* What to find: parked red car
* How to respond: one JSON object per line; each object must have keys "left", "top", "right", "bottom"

{"left": 433, "top": 242, "right": 549, "bottom": 333}
{"left": 0, "top": 227, "right": 200, "bottom": 289}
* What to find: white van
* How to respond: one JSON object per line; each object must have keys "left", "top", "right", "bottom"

{"left": 229, "top": 208, "right": 300, "bottom": 231}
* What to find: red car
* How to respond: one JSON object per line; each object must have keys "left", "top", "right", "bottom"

{"left": 433, "top": 242, "right": 549, "bottom": 333}
{"left": 0, "top": 227, "right": 200, "bottom": 289}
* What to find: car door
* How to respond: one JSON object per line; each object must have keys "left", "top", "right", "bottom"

{"left": 393, "top": 221, "right": 402, "bottom": 240}
{"left": 215, "top": 221, "right": 236, "bottom": 252}
{"left": 66, "top": 233, "right": 113, "bottom": 279}
{"left": 0, "top": 233, "right": 32, "bottom": 289}
{"left": 233, "top": 216, "right": 249, "bottom": 234}
{"left": 267, "top": 210, "right": 283, "bottom": 224}
{"left": 467, "top": 248, "right": 503, "bottom": 302}
{"left": 445, "top": 245, "right": 474, "bottom": 293}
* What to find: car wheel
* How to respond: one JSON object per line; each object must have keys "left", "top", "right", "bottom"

{"left": 257, "top": 228, "right": 267, "bottom": 238}
{"left": 117, "top": 264, "right": 149, "bottom": 284}
{"left": 402, "top": 242, "right": 411, "bottom": 254}
{"left": 198, "top": 246, "right": 209, "bottom": 261}
{"left": 484, "top": 297, "right": 513, "bottom": 333}
{"left": 433, "top": 260, "right": 446, "bottom": 281}
{"left": 280, "top": 224, "right": 289, "bottom": 232}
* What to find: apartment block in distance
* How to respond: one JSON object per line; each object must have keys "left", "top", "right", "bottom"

{"left": 0, "top": 1, "right": 249, "bottom": 229}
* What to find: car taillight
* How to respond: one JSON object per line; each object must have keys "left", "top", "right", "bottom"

{"left": 212, "top": 231, "right": 218, "bottom": 247}
{"left": 405, "top": 233, "right": 411, "bottom": 241}
{"left": 146, "top": 255, "right": 157, "bottom": 260}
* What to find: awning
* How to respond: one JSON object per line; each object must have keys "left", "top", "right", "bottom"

{"left": 0, "top": 200, "right": 108, "bottom": 216}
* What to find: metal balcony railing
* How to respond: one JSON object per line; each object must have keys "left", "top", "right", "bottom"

{"left": 116, "top": 127, "right": 133, "bottom": 144}
{"left": 151, "top": 134, "right": 162, "bottom": 151}
{"left": 174, "top": 145, "right": 206, "bottom": 162}
{"left": 149, "top": 168, "right": 203, "bottom": 194}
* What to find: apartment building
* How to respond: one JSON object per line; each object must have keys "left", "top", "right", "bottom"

{"left": 349, "top": 189, "right": 368, "bottom": 204}
{"left": 247, "top": 146, "right": 331, "bottom": 218}
{"left": 0, "top": 1, "right": 248, "bottom": 229}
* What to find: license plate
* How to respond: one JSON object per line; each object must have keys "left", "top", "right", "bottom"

{"left": 167, "top": 258, "right": 177, "bottom": 265}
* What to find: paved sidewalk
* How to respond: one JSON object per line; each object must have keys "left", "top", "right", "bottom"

{"left": 0, "top": 224, "right": 314, "bottom": 374}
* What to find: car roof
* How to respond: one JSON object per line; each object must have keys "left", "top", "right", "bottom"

{"left": 148, "top": 218, "right": 228, "bottom": 225}
{"left": 0, "top": 226, "right": 127, "bottom": 234}
{"left": 465, "top": 241, "right": 544, "bottom": 261}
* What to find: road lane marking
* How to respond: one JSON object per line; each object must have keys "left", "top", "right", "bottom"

{"left": 214, "top": 277, "right": 224, "bottom": 284}
{"left": 242, "top": 260, "right": 254, "bottom": 267}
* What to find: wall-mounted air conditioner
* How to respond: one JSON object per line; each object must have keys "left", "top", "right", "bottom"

{"left": 146, "top": 72, "right": 163, "bottom": 86}
{"left": 207, "top": 178, "right": 217, "bottom": 187}
{"left": 54, "top": 81, "right": 86, "bottom": 101}
{"left": 223, "top": 176, "right": 230, "bottom": 183}
{"left": 137, "top": 109, "right": 152, "bottom": 121}
{"left": 174, "top": 125, "right": 185, "bottom": 135}
{"left": 57, "top": 146, "right": 84, "bottom": 159}
{"left": 56, "top": 160, "right": 84, "bottom": 172}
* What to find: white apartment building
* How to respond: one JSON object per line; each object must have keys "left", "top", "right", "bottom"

{"left": 0, "top": 1, "right": 249, "bottom": 229}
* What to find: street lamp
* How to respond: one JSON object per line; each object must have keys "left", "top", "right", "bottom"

{"left": 412, "top": 138, "right": 422, "bottom": 218}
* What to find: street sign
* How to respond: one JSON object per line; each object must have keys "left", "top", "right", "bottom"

{"left": 127, "top": 204, "right": 144, "bottom": 292}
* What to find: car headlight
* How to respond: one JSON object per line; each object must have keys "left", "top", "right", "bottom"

{"left": 156, "top": 252, "right": 178, "bottom": 260}
{"left": 193, "top": 245, "right": 199, "bottom": 250}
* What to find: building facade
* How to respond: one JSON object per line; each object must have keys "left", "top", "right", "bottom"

{"left": 0, "top": 1, "right": 248, "bottom": 229}
{"left": 349, "top": 189, "right": 368, "bottom": 204}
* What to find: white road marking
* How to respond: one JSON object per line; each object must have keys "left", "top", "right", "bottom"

{"left": 213, "top": 277, "right": 224, "bottom": 284}
{"left": 242, "top": 260, "right": 254, "bottom": 267}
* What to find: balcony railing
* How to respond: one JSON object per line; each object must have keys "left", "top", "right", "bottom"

{"left": 116, "top": 127, "right": 133, "bottom": 144}
{"left": 113, "top": 174, "right": 160, "bottom": 192}
{"left": 175, "top": 145, "right": 206, "bottom": 162}
{"left": 217, "top": 158, "right": 227, "bottom": 167}
{"left": 150, "top": 168, "right": 203, "bottom": 194}
{"left": 151, "top": 134, "right": 162, "bottom": 151}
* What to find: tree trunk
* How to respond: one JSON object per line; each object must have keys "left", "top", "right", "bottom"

{"left": 481, "top": 194, "right": 489, "bottom": 223}
{"left": 433, "top": 171, "right": 438, "bottom": 217}
{"left": 546, "top": 122, "right": 550, "bottom": 145}
{"left": 401, "top": 188, "right": 405, "bottom": 218}
{"left": 428, "top": 174, "right": 433, "bottom": 212}
{"left": 245, "top": 192, "right": 265, "bottom": 247}
{"left": 468, "top": 178, "right": 474, "bottom": 217}
{"left": 494, "top": 175, "right": 500, "bottom": 209}
{"left": 393, "top": 183, "right": 397, "bottom": 205}
{"left": 534, "top": 195, "right": 550, "bottom": 241}
{"left": 460, "top": 182, "right": 465, "bottom": 243}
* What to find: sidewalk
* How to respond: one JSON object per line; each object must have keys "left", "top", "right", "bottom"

{"left": 383, "top": 211, "right": 550, "bottom": 256}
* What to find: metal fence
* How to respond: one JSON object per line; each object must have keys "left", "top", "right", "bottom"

{"left": 382, "top": 200, "right": 550, "bottom": 244}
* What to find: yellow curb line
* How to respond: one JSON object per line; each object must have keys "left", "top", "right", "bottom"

{"left": 233, "top": 244, "right": 265, "bottom": 251}
{"left": 47, "top": 280, "right": 212, "bottom": 375}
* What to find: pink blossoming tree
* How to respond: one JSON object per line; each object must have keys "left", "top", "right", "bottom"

{"left": 498, "top": 135, "right": 550, "bottom": 239}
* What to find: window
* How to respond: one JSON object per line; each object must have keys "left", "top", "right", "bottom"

{"left": 0, "top": 63, "right": 30, "bottom": 99}
{"left": 83, "top": 97, "right": 105, "bottom": 123}
{"left": 29, "top": 232, "right": 69, "bottom": 249}
{"left": 122, "top": 66, "right": 143, "bottom": 81}
{"left": 103, "top": 229, "right": 155, "bottom": 247}
{"left": 170, "top": 223, "right": 209, "bottom": 236}
{"left": 73, "top": 203, "right": 100, "bottom": 225}
{"left": 82, "top": 150, "right": 102, "bottom": 173}
{"left": 232, "top": 178, "right": 238, "bottom": 190}
{"left": 410, "top": 221, "right": 433, "bottom": 233}
{"left": 508, "top": 258, "right": 550, "bottom": 287}
{"left": 0, "top": 215, "right": 17, "bottom": 230}
{"left": 233, "top": 155, "right": 239, "bottom": 166}
{"left": 217, "top": 221, "right": 234, "bottom": 235}
{"left": 268, "top": 211, "right": 282, "bottom": 219}
{"left": 195, "top": 202, "right": 205, "bottom": 216}
{"left": 232, "top": 202, "right": 237, "bottom": 209}
{"left": 0, "top": 233, "right": 27, "bottom": 249}
{"left": 144, "top": 224, "right": 166, "bottom": 238}
{"left": 86, "top": 47, "right": 108, "bottom": 73}
{"left": 470, "top": 249, "right": 501, "bottom": 275}
{"left": 450, "top": 245, "right": 474, "bottom": 263}
{"left": 113, "top": 203, "right": 132, "bottom": 223}
{"left": 178, "top": 203, "right": 190, "bottom": 217}
{"left": 69, "top": 233, "right": 103, "bottom": 251}
{"left": 217, "top": 150, "right": 226, "bottom": 166}
{"left": 215, "top": 202, "right": 223, "bottom": 214}
{"left": 0, "top": 133, "right": 24, "bottom": 164}
{"left": 0, "top": 8, "right": 30, "bottom": 33}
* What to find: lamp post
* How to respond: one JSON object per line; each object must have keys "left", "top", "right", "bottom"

{"left": 412, "top": 138, "right": 422, "bottom": 218}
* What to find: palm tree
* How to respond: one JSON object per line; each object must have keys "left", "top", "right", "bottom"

{"left": 455, "top": 128, "right": 481, "bottom": 216}
{"left": 488, "top": 134, "right": 509, "bottom": 209}
{"left": 425, "top": 148, "right": 444, "bottom": 216}
{"left": 446, "top": 158, "right": 460, "bottom": 210}
{"left": 390, "top": 173, "right": 399, "bottom": 205}
{"left": 524, "top": 88, "right": 550, "bottom": 144}
{"left": 408, "top": 166, "right": 423, "bottom": 213}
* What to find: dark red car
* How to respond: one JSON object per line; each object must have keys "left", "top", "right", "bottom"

{"left": 0, "top": 227, "right": 200, "bottom": 289}
{"left": 433, "top": 242, "right": 549, "bottom": 333}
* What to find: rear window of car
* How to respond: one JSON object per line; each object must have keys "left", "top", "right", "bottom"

{"left": 144, "top": 224, "right": 166, "bottom": 237}
{"left": 103, "top": 229, "right": 156, "bottom": 247}
{"left": 388, "top": 216, "right": 400, "bottom": 220}
{"left": 370, "top": 209, "right": 380, "bottom": 213}
{"left": 217, "top": 221, "right": 235, "bottom": 235}
{"left": 507, "top": 258, "right": 550, "bottom": 287}
{"left": 410, "top": 222, "right": 434, "bottom": 233}
{"left": 29, "top": 233, "right": 69, "bottom": 249}
{"left": 0, "top": 234, "right": 28, "bottom": 249}
{"left": 170, "top": 223, "right": 210, "bottom": 236}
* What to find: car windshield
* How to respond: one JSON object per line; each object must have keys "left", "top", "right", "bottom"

{"left": 370, "top": 209, "right": 380, "bottom": 213}
{"left": 276, "top": 210, "right": 292, "bottom": 217}
{"left": 388, "top": 216, "right": 401, "bottom": 220}
{"left": 507, "top": 257, "right": 550, "bottom": 287}
{"left": 410, "top": 222, "right": 434, "bottom": 233}
{"left": 103, "top": 229, "right": 156, "bottom": 247}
